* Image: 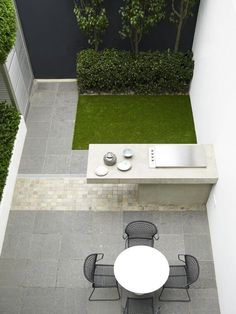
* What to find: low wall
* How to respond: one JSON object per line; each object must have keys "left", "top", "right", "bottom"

{"left": 0, "top": 117, "right": 27, "bottom": 253}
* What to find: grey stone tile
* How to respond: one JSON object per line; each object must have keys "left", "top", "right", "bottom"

{"left": 92, "top": 212, "right": 123, "bottom": 235}
{"left": 43, "top": 154, "right": 71, "bottom": 174}
{"left": 52, "top": 105, "right": 76, "bottom": 121}
{"left": 6, "top": 211, "right": 36, "bottom": 234}
{"left": 31, "top": 91, "right": 57, "bottom": 107}
{"left": 22, "top": 137, "right": 47, "bottom": 156}
{"left": 24, "top": 260, "right": 58, "bottom": 287}
{"left": 150, "top": 210, "right": 161, "bottom": 226}
{"left": 159, "top": 211, "right": 183, "bottom": 234}
{"left": 29, "top": 234, "right": 61, "bottom": 260}
{"left": 63, "top": 211, "right": 92, "bottom": 234}
{"left": 46, "top": 137, "right": 72, "bottom": 155}
{"left": 1, "top": 233, "right": 31, "bottom": 259}
{"left": 18, "top": 155, "right": 44, "bottom": 174}
{"left": 190, "top": 295, "right": 220, "bottom": 314}
{"left": 57, "top": 82, "right": 77, "bottom": 92}
{"left": 27, "top": 106, "right": 53, "bottom": 122}
{"left": 56, "top": 259, "right": 86, "bottom": 288}
{"left": 60, "top": 233, "right": 94, "bottom": 260}
{"left": 159, "top": 302, "right": 190, "bottom": 314}
{"left": 184, "top": 234, "right": 213, "bottom": 261}
{"left": 37, "top": 82, "right": 59, "bottom": 91}
{"left": 49, "top": 120, "right": 74, "bottom": 138}
{"left": 21, "top": 287, "right": 64, "bottom": 314}
{"left": 25, "top": 121, "right": 51, "bottom": 138}
{"left": 193, "top": 261, "right": 216, "bottom": 288}
{"left": 0, "top": 287, "right": 23, "bottom": 314}
{"left": 189, "top": 288, "right": 219, "bottom": 299}
{"left": 183, "top": 211, "right": 210, "bottom": 234}
{"left": 55, "top": 91, "right": 78, "bottom": 105}
{"left": 58, "top": 288, "right": 88, "bottom": 314}
{"left": 156, "top": 234, "right": 185, "bottom": 262}
{"left": 70, "top": 150, "right": 88, "bottom": 174}
{"left": 0, "top": 259, "right": 27, "bottom": 287}
{"left": 33, "top": 211, "right": 65, "bottom": 234}
{"left": 91, "top": 233, "right": 124, "bottom": 264}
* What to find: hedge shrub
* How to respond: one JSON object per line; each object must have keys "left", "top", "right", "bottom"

{"left": 77, "top": 49, "right": 194, "bottom": 94}
{"left": 0, "top": 0, "right": 17, "bottom": 64}
{"left": 0, "top": 102, "right": 20, "bottom": 201}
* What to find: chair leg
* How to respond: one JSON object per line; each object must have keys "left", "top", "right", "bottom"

{"left": 158, "top": 287, "right": 165, "bottom": 301}
{"left": 89, "top": 287, "right": 96, "bottom": 301}
{"left": 159, "top": 287, "right": 191, "bottom": 302}
{"left": 88, "top": 286, "right": 121, "bottom": 301}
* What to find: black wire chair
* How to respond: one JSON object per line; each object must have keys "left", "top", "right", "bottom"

{"left": 123, "top": 221, "right": 159, "bottom": 248}
{"left": 123, "top": 297, "right": 161, "bottom": 314}
{"left": 83, "top": 253, "right": 120, "bottom": 301}
{"left": 159, "top": 254, "right": 200, "bottom": 302}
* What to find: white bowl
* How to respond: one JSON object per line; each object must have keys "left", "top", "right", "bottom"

{"left": 123, "top": 148, "right": 134, "bottom": 158}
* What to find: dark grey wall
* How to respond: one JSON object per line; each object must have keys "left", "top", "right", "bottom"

{"left": 15, "top": 0, "right": 199, "bottom": 79}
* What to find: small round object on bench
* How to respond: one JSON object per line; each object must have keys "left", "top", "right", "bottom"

{"left": 117, "top": 160, "right": 132, "bottom": 171}
{"left": 95, "top": 166, "right": 109, "bottom": 176}
{"left": 123, "top": 148, "right": 134, "bottom": 158}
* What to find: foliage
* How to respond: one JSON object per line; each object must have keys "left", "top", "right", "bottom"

{"left": 119, "top": 0, "right": 165, "bottom": 54}
{"left": 77, "top": 49, "right": 194, "bottom": 94}
{"left": 0, "top": 102, "right": 20, "bottom": 201}
{"left": 170, "top": 0, "right": 199, "bottom": 52}
{"left": 0, "top": 0, "right": 17, "bottom": 64}
{"left": 74, "top": 0, "right": 108, "bottom": 51}
{"left": 72, "top": 95, "right": 197, "bottom": 149}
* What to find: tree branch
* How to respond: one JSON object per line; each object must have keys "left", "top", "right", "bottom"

{"left": 183, "top": 0, "right": 190, "bottom": 18}
{"left": 172, "top": 0, "right": 181, "bottom": 18}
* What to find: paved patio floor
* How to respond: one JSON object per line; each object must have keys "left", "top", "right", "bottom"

{"left": 19, "top": 81, "right": 88, "bottom": 175}
{"left": 0, "top": 210, "right": 220, "bottom": 313}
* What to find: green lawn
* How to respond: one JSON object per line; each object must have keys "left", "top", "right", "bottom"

{"left": 72, "top": 95, "right": 197, "bottom": 150}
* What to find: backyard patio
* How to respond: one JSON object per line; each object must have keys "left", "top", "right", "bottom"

{"left": 0, "top": 209, "right": 219, "bottom": 314}
{"left": 1, "top": 0, "right": 234, "bottom": 311}
{"left": 2, "top": 81, "right": 219, "bottom": 313}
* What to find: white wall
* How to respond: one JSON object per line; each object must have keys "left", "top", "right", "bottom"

{"left": 0, "top": 117, "right": 26, "bottom": 253}
{"left": 5, "top": 26, "right": 34, "bottom": 116}
{"left": 190, "top": 0, "right": 236, "bottom": 313}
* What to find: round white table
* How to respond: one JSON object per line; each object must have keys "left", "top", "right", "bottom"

{"left": 114, "top": 246, "right": 169, "bottom": 294}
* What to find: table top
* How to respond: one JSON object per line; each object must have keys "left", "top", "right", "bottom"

{"left": 114, "top": 246, "right": 169, "bottom": 294}
{"left": 87, "top": 144, "right": 218, "bottom": 184}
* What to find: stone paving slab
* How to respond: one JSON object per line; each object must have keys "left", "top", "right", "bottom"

{"left": 12, "top": 177, "right": 206, "bottom": 211}
{"left": 19, "top": 82, "right": 88, "bottom": 175}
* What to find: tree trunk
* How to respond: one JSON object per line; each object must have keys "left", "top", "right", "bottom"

{"left": 133, "top": 29, "right": 139, "bottom": 55}
{"left": 94, "top": 40, "right": 99, "bottom": 51}
{"left": 94, "top": 30, "right": 99, "bottom": 51}
{"left": 174, "top": 18, "right": 183, "bottom": 52}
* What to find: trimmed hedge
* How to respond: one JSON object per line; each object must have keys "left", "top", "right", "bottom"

{"left": 0, "top": 102, "right": 20, "bottom": 201}
{"left": 0, "top": 0, "right": 17, "bottom": 64}
{"left": 77, "top": 49, "right": 194, "bottom": 94}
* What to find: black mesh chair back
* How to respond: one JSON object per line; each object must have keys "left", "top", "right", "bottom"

{"left": 159, "top": 254, "right": 200, "bottom": 302}
{"left": 124, "top": 221, "right": 158, "bottom": 247}
{"left": 83, "top": 253, "right": 120, "bottom": 301}
{"left": 83, "top": 253, "right": 97, "bottom": 283}
{"left": 124, "top": 297, "right": 160, "bottom": 314}
{"left": 185, "top": 254, "right": 200, "bottom": 285}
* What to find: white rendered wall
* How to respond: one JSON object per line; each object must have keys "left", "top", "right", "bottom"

{"left": 0, "top": 117, "right": 26, "bottom": 253}
{"left": 190, "top": 0, "right": 236, "bottom": 313}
